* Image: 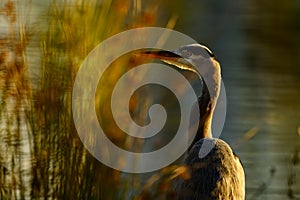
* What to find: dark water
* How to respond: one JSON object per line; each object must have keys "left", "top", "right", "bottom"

{"left": 174, "top": 0, "right": 300, "bottom": 199}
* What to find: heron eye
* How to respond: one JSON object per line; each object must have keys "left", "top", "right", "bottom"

{"left": 181, "top": 50, "right": 192, "bottom": 58}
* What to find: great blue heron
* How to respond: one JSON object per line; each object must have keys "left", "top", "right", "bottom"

{"left": 140, "top": 44, "right": 245, "bottom": 199}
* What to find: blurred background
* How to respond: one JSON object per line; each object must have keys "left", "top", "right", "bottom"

{"left": 0, "top": 0, "right": 299, "bottom": 199}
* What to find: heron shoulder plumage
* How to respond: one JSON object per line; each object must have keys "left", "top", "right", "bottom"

{"left": 176, "top": 138, "right": 245, "bottom": 199}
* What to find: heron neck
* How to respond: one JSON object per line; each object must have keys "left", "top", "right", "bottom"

{"left": 198, "top": 83, "right": 214, "bottom": 138}
{"left": 192, "top": 65, "right": 221, "bottom": 146}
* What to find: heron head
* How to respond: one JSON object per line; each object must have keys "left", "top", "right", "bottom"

{"left": 175, "top": 44, "right": 220, "bottom": 78}
{"left": 138, "top": 44, "right": 220, "bottom": 80}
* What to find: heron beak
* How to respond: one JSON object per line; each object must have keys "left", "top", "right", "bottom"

{"left": 137, "top": 49, "right": 195, "bottom": 73}
{"left": 138, "top": 50, "right": 180, "bottom": 61}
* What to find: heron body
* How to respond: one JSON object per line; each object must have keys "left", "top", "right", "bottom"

{"left": 141, "top": 44, "right": 245, "bottom": 199}
{"left": 176, "top": 138, "right": 245, "bottom": 199}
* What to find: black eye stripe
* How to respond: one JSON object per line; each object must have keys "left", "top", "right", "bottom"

{"left": 180, "top": 46, "right": 215, "bottom": 58}
{"left": 203, "top": 48, "right": 215, "bottom": 58}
